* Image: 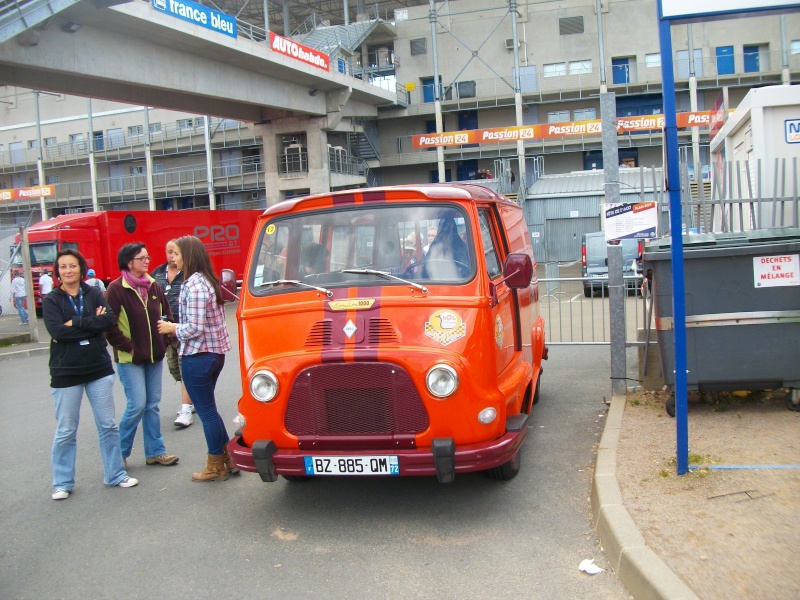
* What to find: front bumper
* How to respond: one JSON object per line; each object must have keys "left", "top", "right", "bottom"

{"left": 228, "top": 414, "right": 529, "bottom": 484}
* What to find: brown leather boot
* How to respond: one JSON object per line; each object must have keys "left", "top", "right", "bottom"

{"left": 222, "top": 448, "right": 240, "bottom": 475}
{"left": 191, "top": 453, "right": 228, "bottom": 482}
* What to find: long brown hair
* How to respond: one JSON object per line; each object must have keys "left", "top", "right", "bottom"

{"left": 175, "top": 235, "right": 224, "bottom": 306}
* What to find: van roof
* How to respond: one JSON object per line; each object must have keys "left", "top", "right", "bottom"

{"left": 265, "top": 184, "right": 517, "bottom": 218}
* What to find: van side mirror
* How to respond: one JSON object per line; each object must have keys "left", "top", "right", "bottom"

{"left": 502, "top": 253, "right": 533, "bottom": 288}
{"left": 220, "top": 269, "right": 238, "bottom": 302}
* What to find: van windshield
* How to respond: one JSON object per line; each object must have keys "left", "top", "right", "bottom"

{"left": 250, "top": 203, "right": 474, "bottom": 294}
{"left": 10, "top": 242, "right": 58, "bottom": 267}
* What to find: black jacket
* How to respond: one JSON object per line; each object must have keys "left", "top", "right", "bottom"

{"left": 43, "top": 283, "right": 116, "bottom": 388}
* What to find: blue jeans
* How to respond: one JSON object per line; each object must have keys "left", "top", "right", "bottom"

{"left": 14, "top": 296, "right": 27, "bottom": 323}
{"left": 181, "top": 353, "right": 229, "bottom": 455}
{"left": 117, "top": 361, "right": 167, "bottom": 459}
{"left": 51, "top": 374, "right": 128, "bottom": 490}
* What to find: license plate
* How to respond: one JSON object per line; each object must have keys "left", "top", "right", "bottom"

{"left": 303, "top": 455, "right": 400, "bottom": 476}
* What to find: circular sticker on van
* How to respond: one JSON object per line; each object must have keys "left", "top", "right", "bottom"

{"left": 266, "top": 224, "right": 276, "bottom": 235}
{"left": 424, "top": 310, "right": 466, "bottom": 346}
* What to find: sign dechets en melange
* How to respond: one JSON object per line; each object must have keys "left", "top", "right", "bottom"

{"left": 152, "top": 0, "right": 236, "bottom": 38}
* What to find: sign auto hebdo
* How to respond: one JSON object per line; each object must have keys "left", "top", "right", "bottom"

{"left": 152, "top": 0, "right": 236, "bottom": 38}
{"left": 412, "top": 111, "right": 713, "bottom": 148}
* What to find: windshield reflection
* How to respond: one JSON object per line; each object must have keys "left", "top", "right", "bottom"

{"left": 251, "top": 203, "right": 474, "bottom": 294}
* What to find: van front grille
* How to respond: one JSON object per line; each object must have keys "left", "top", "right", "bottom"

{"left": 284, "top": 362, "right": 428, "bottom": 438}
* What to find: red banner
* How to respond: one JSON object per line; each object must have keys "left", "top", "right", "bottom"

{"left": 412, "top": 111, "right": 715, "bottom": 149}
{"left": 0, "top": 185, "right": 55, "bottom": 202}
{"left": 269, "top": 32, "right": 329, "bottom": 71}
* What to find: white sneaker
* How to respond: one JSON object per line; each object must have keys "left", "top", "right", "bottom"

{"left": 117, "top": 476, "right": 138, "bottom": 488}
{"left": 52, "top": 489, "right": 70, "bottom": 500}
{"left": 174, "top": 408, "right": 193, "bottom": 428}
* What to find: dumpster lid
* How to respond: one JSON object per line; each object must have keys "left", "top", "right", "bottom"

{"left": 644, "top": 227, "right": 800, "bottom": 258}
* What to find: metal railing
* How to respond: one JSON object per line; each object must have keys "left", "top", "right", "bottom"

{"left": 539, "top": 272, "right": 648, "bottom": 346}
{"left": 395, "top": 49, "right": 797, "bottom": 111}
{"left": 0, "top": 117, "right": 259, "bottom": 173}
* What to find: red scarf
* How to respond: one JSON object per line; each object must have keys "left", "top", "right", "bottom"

{"left": 122, "top": 270, "right": 151, "bottom": 302}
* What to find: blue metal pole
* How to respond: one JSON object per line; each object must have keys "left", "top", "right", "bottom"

{"left": 657, "top": 1, "right": 689, "bottom": 475}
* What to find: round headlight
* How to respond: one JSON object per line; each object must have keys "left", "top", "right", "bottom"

{"left": 250, "top": 370, "right": 278, "bottom": 402}
{"left": 426, "top": 364, "right": 458, "bottom": 398}
{"left": 232, "top": 413, "right": 246, "bottom": 429}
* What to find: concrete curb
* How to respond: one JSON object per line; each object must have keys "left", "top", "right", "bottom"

{"left": 0, "top": 344, "right": 50, "bottom": 361}
{"left": 592, "top": 395, "right": 700, "bottom": 600}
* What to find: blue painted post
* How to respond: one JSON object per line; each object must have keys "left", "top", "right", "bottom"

{"left": 657, "top": 1, "right": 689, "bottom": 475}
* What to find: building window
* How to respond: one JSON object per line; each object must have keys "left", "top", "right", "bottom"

{"left": 44, "top": 137, "right": 57, "bottom": 147}
{"left": 195, "top": 117, "right": 205, "bottom": 127}
{"left": 791, "top": 40, "right": 800, "bottom": 54}
{"left": 27, "top": 140, "right": 37, "bottom": 149}
{"left": 149, "top": 122, "right": 162, "bottom": 134}
{"left": 676, "top": 49, "right": 704, "bottom": 78}
{"left": 30, "top": 177, "right": 39, "bottom": 186}
{"left": 410, "top": 38, "right": 427, "bottom": 56}
{"left": 559, "top": 16, "right": 584, "bottom": 35}
{"left": 46, "top": 175, "right": 60, "bottom": 184}
{"left": 69, "top": 133, "right": 84, "bottom": 144}
{"left": 645, "top": 53, "right": 661, "bottom": 68}
{"left": 569, "top": 60, "right": 592, "bottom": 75}
{"left": 130, "top": 165, "right": 145, "bottom": 175}
{"left": 543, "top": 62, "right": 566, "bottom": 77}
{"left": 547, "top": 110, "right": 570, "bottom": 123}
{"left": 573, "top": 108, "right": 596, "bottom": 121}
{"left": 177, "top": 118, "right": 194, "bottom": 130}
{"left": 128, "top": 125, "right": 144, "bottom": 136}
{"left": 153, "top": 164, "right": 164, "bottom": 173}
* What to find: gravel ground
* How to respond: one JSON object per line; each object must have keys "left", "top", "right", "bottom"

{"left": 615, "top": 389, "right": 800, "bottom": 600}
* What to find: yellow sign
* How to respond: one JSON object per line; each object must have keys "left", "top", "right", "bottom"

{"left": 328, "top": 298, "right": 376, "bottom": 311}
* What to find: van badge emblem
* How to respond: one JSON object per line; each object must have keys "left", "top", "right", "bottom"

{"left": 425, "top": 310, "right": 466, "bottom": 346}
{"left": 343, "top": 319, "right": 357, "bottom": 339}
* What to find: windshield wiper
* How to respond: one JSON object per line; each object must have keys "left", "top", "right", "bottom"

{"left": 342, "top": 269, "right": 428, "bottom": 294}
{"left": 259, "top": 279, "right": 333, "bottom": 298}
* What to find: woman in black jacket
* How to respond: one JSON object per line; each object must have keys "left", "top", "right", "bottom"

{"left": 44, "top": 249, "right": 137, "bottom": 500}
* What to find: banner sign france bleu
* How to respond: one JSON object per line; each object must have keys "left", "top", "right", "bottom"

{"left": 152, "top": 0, "right": 236, "bottom": 39}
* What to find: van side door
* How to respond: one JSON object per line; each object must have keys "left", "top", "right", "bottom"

{"left": 477, "top": 208, "right": 519, "bottom": 377}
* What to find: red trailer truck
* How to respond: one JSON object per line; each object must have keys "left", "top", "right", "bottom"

{"left": 10, "top": 209, "right": 262, "bottom": 312}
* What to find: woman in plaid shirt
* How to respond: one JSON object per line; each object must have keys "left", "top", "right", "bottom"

{"left": 158, "top": 235, "right": 235, "bottom": 482}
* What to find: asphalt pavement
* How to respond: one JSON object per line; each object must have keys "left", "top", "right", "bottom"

{"left": 0, "top": 307, "right": 663, "bottom": 600}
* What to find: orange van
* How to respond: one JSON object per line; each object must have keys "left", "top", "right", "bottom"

{"left": 226, "top": 184, "right": 547, "bottom": 483}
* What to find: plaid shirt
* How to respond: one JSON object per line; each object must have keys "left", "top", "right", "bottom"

{"left": 175, "top": 272, "right": 232, "bottom": 356}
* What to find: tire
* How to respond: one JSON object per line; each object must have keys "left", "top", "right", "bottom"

{"left": 584, "top": 286, "right": 592, "bottom": 298}
{"left": 785, "top": 390, "right": 800, "bottom": 412}
{"left": 666, "top": 397, "right": 676, "bottom": 418}
{"left": 485, "top": 450, "right": 521, "bottom": 481}
{"left": 282, "top": 474, "right": 311, "bottom": 482}
{"left": 532, "top": 374, "right": 542, "bottom": 406}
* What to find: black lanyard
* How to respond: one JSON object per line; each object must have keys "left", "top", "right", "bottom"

{"left": 68, "top": 289, "right": 84, "bottom": 317}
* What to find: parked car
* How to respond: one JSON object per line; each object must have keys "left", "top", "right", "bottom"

{"left": 581, "top": 232, "right": 642, "bottom": 297}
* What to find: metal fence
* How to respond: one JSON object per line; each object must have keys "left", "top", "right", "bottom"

{"left": 539, "top": 263, "right": 649, "bottom": 347}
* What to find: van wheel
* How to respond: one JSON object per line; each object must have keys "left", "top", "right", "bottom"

{"left": 584, "top": 287, "right": 592, "bottom": 298}
{"left": 532, "top": 375, "right": 542, "bottom": 406}
{"left": 282, "top": 475, "right": 311, "bottom": 482}
{"left": 485, "top": 450, "right": 521, "bottom": 481}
